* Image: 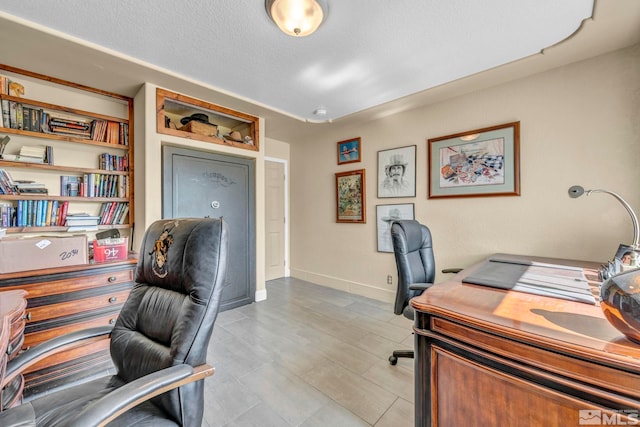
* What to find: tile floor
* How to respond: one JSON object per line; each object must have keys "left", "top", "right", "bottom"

{"left": 202, "top": 277, "right": 415, "bottom": 427}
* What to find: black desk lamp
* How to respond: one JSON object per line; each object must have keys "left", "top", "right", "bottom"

{"left": 568, "top": 185, "right": 640, "bottom": 269}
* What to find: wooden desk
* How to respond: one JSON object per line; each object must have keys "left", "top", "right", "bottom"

{"left": 411, "top": 254, "right": 640, "bottom": 426}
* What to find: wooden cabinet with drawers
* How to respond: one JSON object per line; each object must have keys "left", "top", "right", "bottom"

{"left": 0, "top": 259, "right": 137, "bottom": 400}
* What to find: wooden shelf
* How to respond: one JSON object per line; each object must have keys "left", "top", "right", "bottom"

{"left": 0, "top": 195, "right": 129, "bottom": 202}
{"left": 0, "top": 126, "right": 130, "bottom": 150}
{"left": 0, "top": 160, "right": 129, "bottom": 175}
{"left": 156, "top": 88, "right": 259, "bottom": 152}
{"left": 0, "top": 64, "right": 134, "bottom": 232}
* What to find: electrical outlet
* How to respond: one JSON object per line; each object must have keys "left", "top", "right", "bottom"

{"left": 387, "top": 275, "right": 393, "bottom": 285}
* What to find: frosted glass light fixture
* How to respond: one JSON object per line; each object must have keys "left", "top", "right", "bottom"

{"left": 266, "top": 0, "right": 327, "bottom": 37}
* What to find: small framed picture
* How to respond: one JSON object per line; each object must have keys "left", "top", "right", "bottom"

{"left": 336, "top": 169, "right": 366, "bottom": 223}
{"left": 337, "top": 137, "right": 361, "bottom": 165}
{"left": 377, "top": 145, "right": 416, "bottom": 198}
{"left": 427, "top": 122, "right": 520, "bottom": 199}
{"left": 376, "top": 203, "right": 415, "bottom": 252}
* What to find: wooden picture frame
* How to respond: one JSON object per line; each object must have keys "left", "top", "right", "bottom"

{"left": 376, "top": 203, "right": 415, "bottom": 252}
{"left": 377, "top": 145, "right": 416, "bottom": 198}
{"left": 336, "top": 169, "right": 366, "bottom": 223}
{"left": 427, "top": 121, "right": 520, "bottom": 199}
{"left": 337, "top": 137, "right": 361, "bottom": 165}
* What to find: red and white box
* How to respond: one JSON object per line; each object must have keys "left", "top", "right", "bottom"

{"left": 93, "top": 237, "right": 128, "bottom": 263}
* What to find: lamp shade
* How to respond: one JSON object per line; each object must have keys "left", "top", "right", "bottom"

{"left": 266, "top": 0, "right": 326, "bottom": 37}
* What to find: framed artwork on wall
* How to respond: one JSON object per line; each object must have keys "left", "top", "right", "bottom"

{"left": 427, "top": 121, "right": 520, "bottom": 199}
{"left": 376, "top": 203, "right": 415, "bottom": 252}
{"left": 337, "top": 137, "right": 361, "bottom": 165}
{"left": 377, "top": 145, "right": 416, "bottom": 198}
{"left": 336, "top": 169, "right": 366, "bottom": 223}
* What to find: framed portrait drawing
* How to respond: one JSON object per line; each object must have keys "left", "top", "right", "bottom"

{"left": 337, "top": 137, "right": 361, "bottom": 165}
{"left": 377, "top": 145, "right": 416, "bottom": 198}
{"left": 335, "top": 169, "right": 366, "bottom": 223}
{"left": 427, "top": 121, "right": 520, "bottom": 199}
{"left": 376, "top": 203, "right": 415, "bottom": 252}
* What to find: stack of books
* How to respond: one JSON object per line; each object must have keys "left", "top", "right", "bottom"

{"left": 46, "top": 114, "right": 92, "bottom": 139}
{"left": 65, "top": 213, "right": 101, "bottom": 232}
{"left": 2, "top": 145, "right": 47, "bottom": 164}
{"left": 14, "top": 180, "right": 47, "bottom": 195}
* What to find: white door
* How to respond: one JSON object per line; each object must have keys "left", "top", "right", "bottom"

{"left": 265, "top": 160, "right": 285, "bottom": 280}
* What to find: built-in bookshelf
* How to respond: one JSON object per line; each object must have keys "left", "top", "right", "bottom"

{"left": 0, "top": 64, "right": 133, "bottom": 235}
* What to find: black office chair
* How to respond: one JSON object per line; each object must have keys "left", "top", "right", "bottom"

{"left": 0, "top": 217, "right": 229, "bottom": 426}
{"left": 388, "top": 220, "right": 459, "bottom": 365}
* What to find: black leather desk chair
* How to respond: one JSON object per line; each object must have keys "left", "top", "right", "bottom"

{"left": 0, "top": 217, "right": 229, "bottom": 426}
{"left": 389, "top": 220, "right": 460, "bottom": 365}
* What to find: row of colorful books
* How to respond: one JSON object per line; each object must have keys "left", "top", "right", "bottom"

{"left": 60, "top": 173, "right": 130, "bottom": 198}
{"left": 99, "top": 153, "right": 129, "bottom": 171}
{"left": 0, "top": 99, "right": 129, "bottom": 146}
{"left": 98, "top": 202, "right": 129, "bottom": 225}
{"left": 0, "top": 202, "right": 14, "bottom": 227}
{"left": 0, "top": 200, "right": 129, "bottom": 228}
{"left": 15, "top": 199, "right": 70, "bottom": 228}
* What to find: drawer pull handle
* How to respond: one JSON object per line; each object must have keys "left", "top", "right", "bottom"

{"left": 23, "top": 312, "right": 32, "bottom": 321}
{"left": 109, "top": 318, "right": 116, "bottom": 325}
{"left": 108, "top": 276, "right": 117, "bottom": 283}
{"left": 109, "top": 297, "right": 117, "bottom": 303}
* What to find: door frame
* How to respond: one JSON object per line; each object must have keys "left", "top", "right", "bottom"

{"left": 265, "top": 156, "right": 289, "bottom": 278}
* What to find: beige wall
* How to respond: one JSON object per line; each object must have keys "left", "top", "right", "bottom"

{"left": 289, "top": 44, "right": 640, "bottom": 302}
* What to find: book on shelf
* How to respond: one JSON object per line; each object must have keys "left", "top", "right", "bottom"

{"left": 65, "top": 212, "right": 100, "bottom": 227}
{"left": 1, "top": 99, "right": 10, "bottom": 128}
{"left": 20, "top": 145, "right": 46, "bottom": 158}
{"left": 60, "top": 175, "right": 82, "bottom": 197}
{"left": 67, "top": 225, "right": 99, "bottom": 232}
{"left": 1, "top": 154, "right": 45, "bottom": 164}
{"left": 0, "top": 169, "right": 17, "bottom": 194}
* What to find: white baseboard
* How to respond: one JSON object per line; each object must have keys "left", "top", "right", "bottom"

{"left": 255, "top": 288, "right": 267, "bottom": 302}
{"left": 289, "top": 268, "right": 394, "bottom": 303}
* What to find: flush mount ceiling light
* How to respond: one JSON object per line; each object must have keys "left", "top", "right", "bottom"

{"left": 266, "top": 0, "right": 327, "bottom": 37}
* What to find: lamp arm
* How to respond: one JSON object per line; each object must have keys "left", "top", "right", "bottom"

{"left": 587, "top": 189, "right": 640, "bottom": 249}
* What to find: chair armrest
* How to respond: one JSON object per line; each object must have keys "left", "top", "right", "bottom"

{"left": 442, "top": 268, "right": 463, "bottom": 274}
{"left": 5, "top": 325, "right": 112, "bottom": 383}
{"left": 409, "top": 283, "right": 433, "bottom": 291}
{"left": 64, "top": 364, "right": 215, "bottom": 427}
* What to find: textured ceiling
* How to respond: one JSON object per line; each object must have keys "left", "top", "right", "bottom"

{"left": 0, "top": 0, "right": 596, "bottom": 123}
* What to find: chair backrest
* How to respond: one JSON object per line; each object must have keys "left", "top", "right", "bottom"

{"left": 390, "top": 220, "right": 435, "bottom": 315}
{"left": 110, "top": 217, "right": 229, "bottom": 426}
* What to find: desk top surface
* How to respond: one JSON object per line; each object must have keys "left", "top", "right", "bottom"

{"left": 411, "top": 253, "right": 640, "bottom": 371}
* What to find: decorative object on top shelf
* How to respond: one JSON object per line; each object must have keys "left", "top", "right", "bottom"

{"left": 568, "top": 185, "right": 640, "bottom": 278}
{"left": 265, "top": 0, "right": 327, "bottom": 37}
{"left": 428, "top": 121, "right": 521, "bottom": 199}
{"left": 0, "top": 135, "right": 9, "bottom": 156}
{"left": 337, "top": 137, "right": 361, "bottom": 165}
{"left": 599, "top": 267, "right": 640, "bottom": 345}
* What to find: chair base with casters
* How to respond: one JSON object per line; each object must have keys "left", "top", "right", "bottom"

{"left": 388, "top": 220, "right": 461, "bottom": 366}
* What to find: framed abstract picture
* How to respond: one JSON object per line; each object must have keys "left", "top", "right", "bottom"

{"left": 427, "top": 122, "right": 520, "bottom": 199}
{"left": 377, "top": 145, "right": 416, "bottom": 198}
{"left": 336, "top": 169, "right": 366, "bottom": 223}
{"left": 337, "top": 137, "right": 361, "bottom": 165}
{"left": 376, "top": 203, "right": 415, "bottom": 252}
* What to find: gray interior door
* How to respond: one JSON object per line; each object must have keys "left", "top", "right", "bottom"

{"left": 162, "top": 146, "right": 255, "bottom": 311}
